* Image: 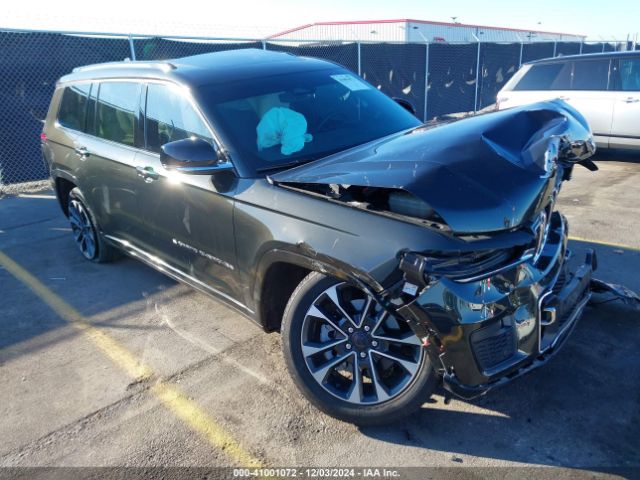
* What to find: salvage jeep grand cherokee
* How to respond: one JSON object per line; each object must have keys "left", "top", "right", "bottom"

{"left": 43, "top": 49, "right": 603, "bottom": 425}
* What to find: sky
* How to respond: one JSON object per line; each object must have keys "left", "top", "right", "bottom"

{"left": 4, "top": 0, "right": 640, "bottom": 40}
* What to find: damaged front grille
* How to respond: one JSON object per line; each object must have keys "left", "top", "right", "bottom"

{"left": 421, "top": 249, "right": 516, "bottom": 280}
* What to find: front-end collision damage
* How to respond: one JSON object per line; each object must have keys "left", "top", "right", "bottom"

{"left": 270, "top": 99, "right": 637, "bottom": 400}
{"left": 590, "top": 279, "right": 640, "bottom": 310}
{"left": 271, "top": 99, "right": 597, "bottom": 234}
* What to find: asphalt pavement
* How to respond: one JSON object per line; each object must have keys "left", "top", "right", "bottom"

{"left": 0, "top": 158, "right": 639, "bottom": 477}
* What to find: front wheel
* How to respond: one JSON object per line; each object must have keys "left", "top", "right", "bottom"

{"left": 281, "top": 272, "right": 437, "bottom": 425}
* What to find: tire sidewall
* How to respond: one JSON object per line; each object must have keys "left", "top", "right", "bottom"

{"left": 68, "top": 187, "right": 112, "bottom": 263}
{"left": 282, "top": 272, "right": 438, "bottom": 426}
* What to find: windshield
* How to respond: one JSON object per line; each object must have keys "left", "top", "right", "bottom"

{"left": 195, "top": 67, "right": 422, "bottom": 174}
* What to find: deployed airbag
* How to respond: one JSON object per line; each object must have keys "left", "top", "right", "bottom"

{"left": 256, "top": 107, "right": 313, "bottom": 155}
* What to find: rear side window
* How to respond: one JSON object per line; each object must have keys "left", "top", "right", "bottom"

{"left": 57, "top": 84, "right": 91, "bottom": 131}
{"left": 145, "top": 83, "right": 213, "bottom": 154}
{"left": 96, "top": 82, "right": 140, "bottom": 147}
{"left": 513, "top": 63, "right": 571, "bottom": 91}
{"left": 618, "top": 58, "right": 640, "bottom": 91}
{"left": 572, "top": 60, "right": 610, "bottom": 90}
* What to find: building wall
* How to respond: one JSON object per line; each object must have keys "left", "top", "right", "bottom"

{"left": 271, "top": 21, "right": 585, "bottom": 44}
{"left": 407, "top": 22, "right": 584, "bottom": 43}
{"left": 271, "top": 22, "right": 406, "bottom": 42}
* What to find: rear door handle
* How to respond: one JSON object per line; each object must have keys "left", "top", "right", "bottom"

{"left": 136, "top": 166, "right": 160, "bottom": 182}
{"left": 624, "top": 97, "right": 640, "bottom": 103}
{"left": 558, "top": 96, "right": 570, "bottom": 101}
{"left": 74, "top": 146, "right": 90, "bottom": 158}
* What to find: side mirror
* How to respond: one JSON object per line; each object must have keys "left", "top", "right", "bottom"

{"left": 160, "top": 137, "right": 234, "bottom": 175}
{"left": 393, "top": 97, "right": 417, "bottom": 116}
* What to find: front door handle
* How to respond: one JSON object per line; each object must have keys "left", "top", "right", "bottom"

{"left": 559, "top": 95, "right": 570, "bottom": 101}
{"left": 74, "top": 146, "right": 90, "bottom": 158}
{"left": 136, "top": 166, "right": 160, "bottom": 183}
{"left": 624, "top": 97, "right": 640, "bottom": 103}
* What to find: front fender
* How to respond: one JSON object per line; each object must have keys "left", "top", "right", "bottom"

{"left": 252, "top": 245, "right": 386, "bottom": 307}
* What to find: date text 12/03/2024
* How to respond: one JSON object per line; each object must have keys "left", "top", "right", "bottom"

{"left": 232, "top": 468, "right": 400, "bottom": 477}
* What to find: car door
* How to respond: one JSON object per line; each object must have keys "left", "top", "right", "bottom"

{"left": 561, "top": 58, "right": 615, "bottom": 147}
{"left": 134, "top": 81, "right": 241, "bottom": 302}
{"left": 609, "top": 56, "right": 640, "bottom": 149}
{"left": 51, "top": 82, "right": 93, "bottom": 184}
{"left": 78, "top": 81, "right": 147, "bottom": 246}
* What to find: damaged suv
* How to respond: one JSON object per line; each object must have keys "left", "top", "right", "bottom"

{"left": 43, "top": 49, "right": 603, "bottom": 425}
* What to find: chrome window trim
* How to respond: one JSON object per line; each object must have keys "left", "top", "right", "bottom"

{"left": 56, "top": 76, "right": 234, "bottom": 167}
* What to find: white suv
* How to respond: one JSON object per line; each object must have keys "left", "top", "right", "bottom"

{"left": 497, "top": 52, "right": 640, "bottom": 150}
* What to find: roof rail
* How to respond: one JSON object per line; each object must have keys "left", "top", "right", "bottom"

{"left": 72, "top": 61, "right": 176, "bottom": 74}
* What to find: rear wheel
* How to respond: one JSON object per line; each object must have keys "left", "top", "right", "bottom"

{"left": 67, "top": 188, "right": 118, "bottom": 263}
{"left": 281, "top": 272, "right": 437, "bottom": 425}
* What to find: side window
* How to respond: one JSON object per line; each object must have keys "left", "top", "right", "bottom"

{"left": 145, "top": 83, "right": 213, "bottom": 154}
{"left": 513, "top": 62, "right": 571, "bottom": 91}
{"left": 571, "top": 60, "right": 610, "bottom": 90}
{"left": 96, "top": 82, "right": 140, "bottom": 147}
{"left": 57, "top": 84, "right": 91, "bottom": 131}
{"left": 618, "top": 58, "right": 640, "bottom": 91}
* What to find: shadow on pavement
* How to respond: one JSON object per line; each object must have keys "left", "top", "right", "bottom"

{"left": 0, "top": 194, "right": 180, "bottom": 363}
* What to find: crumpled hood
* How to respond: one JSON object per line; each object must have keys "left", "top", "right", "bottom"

{"left": 270, "top": 100, "right": 593, "bottom": 233}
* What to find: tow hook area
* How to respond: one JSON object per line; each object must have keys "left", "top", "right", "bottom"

{"left": 590, "top": 278, "right": 640, "bottom": 310}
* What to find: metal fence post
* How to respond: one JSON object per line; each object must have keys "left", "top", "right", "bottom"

{"left": 579, "top": 41, "right": 583, "bottom": 54}
{"left": 261, "top": 40, "right": 266, "bottom": 50}
{"left": 357, "top": 42, "right": 361, "bottom": 76}
{"left": 474, "top": 40, "right": 481, "bottom": 113}
{"left": 519, "top": 42, "right": 524, "bottom": 67}
{"left": 128, "top": 34, "right": 136, "bottom": 61}
{"left": 553, "top": 41, "right": 557, "bottom": 57}
{"left": 423, "top": 42, "right": 429, "bottom": 122}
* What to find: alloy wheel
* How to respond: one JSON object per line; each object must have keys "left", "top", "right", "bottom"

{"left": 300, "top": 283, "right": 423, "bottom": 405}
{"left": 68, "top": 199, "right": 97, "bottom": 260}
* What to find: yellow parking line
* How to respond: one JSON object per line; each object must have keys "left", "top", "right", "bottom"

{"left": 568, "top": 236, "right": 640, "bottom": 253}
{"left": 0, "top": 250, "right": 263, "bottom": 468}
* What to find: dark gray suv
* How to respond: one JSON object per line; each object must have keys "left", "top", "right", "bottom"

{"left": 42, "top": 49, "right": 602, "bottom": 425}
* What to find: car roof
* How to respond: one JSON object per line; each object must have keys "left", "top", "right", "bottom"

{"left": 58, "top": 48, "right": 337, "bottom": 87}
{"left": 525, "top": 50, "right": 639, "bottom": 65}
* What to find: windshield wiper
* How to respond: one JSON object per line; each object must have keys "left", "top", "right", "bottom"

{"left": 256, "top": 159, "right": 315, "bottom": 173}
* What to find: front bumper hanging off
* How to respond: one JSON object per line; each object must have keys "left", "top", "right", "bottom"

{"left": 391, "top": 209, "right": 640, "bottom": 400}
{"left": 443, "top": 249, "right": 595, "bottom": 400}
{"left": 393, "top": 210, "right": 640, "bottom": 401}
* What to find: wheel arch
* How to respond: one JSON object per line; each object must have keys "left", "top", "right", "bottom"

{"left": 253, "top": 247, "right": 386, "bottom": 332}
{"left": 52, "top": 170, "right": 78, "bottom": 217}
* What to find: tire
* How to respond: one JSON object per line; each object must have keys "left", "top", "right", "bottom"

{"left": 281, "top": 272, "right": 438, "bottom": 426}
{"left": 67, "top": 188, "right": 119, "bottom": 263}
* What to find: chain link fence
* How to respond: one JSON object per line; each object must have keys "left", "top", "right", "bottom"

{"left": 0, "top": 28, "right": 632, "bottom": 195}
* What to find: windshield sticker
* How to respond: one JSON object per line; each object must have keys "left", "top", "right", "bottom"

{"left": 330, "top": 74, "right": 370, "bottom": 92}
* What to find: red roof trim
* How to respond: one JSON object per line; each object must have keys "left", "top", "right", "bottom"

{"left": 268, "top": 19, "right": 585, "bottom": 39}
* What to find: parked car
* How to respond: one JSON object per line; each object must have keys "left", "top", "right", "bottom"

{"left": 43, "top": 49, "right": 599, "bottom": 425}
{"left": 497, "top": 51, "right": 640, "bottom": 150}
